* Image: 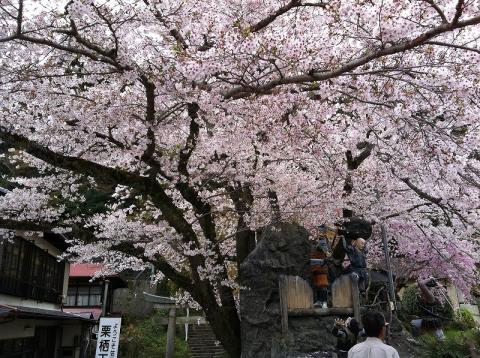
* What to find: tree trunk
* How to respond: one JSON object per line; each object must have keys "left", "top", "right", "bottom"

{"left": 203, "top": 304, "right": 241, "bottom": 358}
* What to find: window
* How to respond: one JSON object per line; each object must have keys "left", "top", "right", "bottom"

{"left": 0, "top": 337, "right": 34, "bottom": 358}
{"left": 66, "top": 285, "right": 103, "bottom": 307}
{"left": 66, "top": 287, "right": 77, "bottom": 306}
{"left": 0, "top": 236, "right": 65, "bottom": 304}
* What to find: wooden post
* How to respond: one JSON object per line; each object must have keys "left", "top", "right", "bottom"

{"left": 165, "top": 307, "right": 176, "bottom": 358}
{"left": 279, "top": 275, "right": 288, "bottom": 337}
{"left": 381, "top": 224, "right": 397, "bottom": 312}
{"left": 351, "top": 275, "right": 361, "bottom": 325}
{"left": 101, "top": 279, "right": 110, "bottom": 316}
{"left": 185, "top": 308, "right": 189, "bottom": 342}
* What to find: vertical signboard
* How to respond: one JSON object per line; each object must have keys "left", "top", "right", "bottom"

{"left": 95, "top": 317, "right": 122, "bottom": 358}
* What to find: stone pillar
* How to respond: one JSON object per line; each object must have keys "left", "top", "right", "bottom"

{"left": 165, "top": 307, "right": 176, "bottom": 358}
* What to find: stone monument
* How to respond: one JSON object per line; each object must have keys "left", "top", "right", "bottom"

{"left": 239, "top": 223, "right": 338, "bottom": 358}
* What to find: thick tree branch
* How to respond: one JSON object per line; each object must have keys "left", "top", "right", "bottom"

{"left": 250, "top": 0, "right": 302, "bottom": 33}
{"left": 346, "top": 142, "right": 375, "bottom": 170}
{"left": 178, "top": 103, "right": 200, "bottom": 176}
{"left": 224, "top": 16, "right": 480, "bottom": 99}
{"left": 399, "top": 177, "right": 442, "bottom": 204}
{"left": 111, "top": 242, "right": 194, "bottom": 291}
{"left": 15, "top": 33, "right": 123, "bottom": 68}
{"left": 142, "top": 0, "right": 188, "bottom": 50}
{"left": 228, "top": 183, "right": 255, "bottom": 265}
{"left": 0, "top": 130, "right": 198, "bottom": 244}
{"left": 250, "top": 0, "right": 326, "bottom": 33}
{"left": 139, "top": 77, "right": 159, "bottom": 172}
{"left": 453, "top": 0, "right": 465, "bottom": 24}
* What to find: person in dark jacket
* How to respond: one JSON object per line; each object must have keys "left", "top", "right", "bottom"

{"left": 342, "top": 236, "right": 368, "bottom": 290}
{"left": 332, "top": 317, "right": 361, "bottom": 358}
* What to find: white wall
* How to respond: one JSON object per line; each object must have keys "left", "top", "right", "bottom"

{"left": 62, "top": 322, "right": 85, "bottom": 346}
{"left": 0, "top": 319, "right": 56, "bottom": 340}
{"left": 0, "top": 293, "right": 59, "bottom": 311}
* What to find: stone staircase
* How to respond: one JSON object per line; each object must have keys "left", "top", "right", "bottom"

{"left": 188, "top": 323, "right": 226, "bottom": 358}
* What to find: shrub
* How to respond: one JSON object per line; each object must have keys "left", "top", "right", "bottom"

{"left": 420, "top": 333, "right": 468, "bottom": 358}
{"left": 401, "top": 285, "right": 421, "bottom": 316}
{"left": 119, "top": 311, "right": 190, "bottom": 358}
{"left": 400, "top": 284, "right": 454, "bottom": 320}
{"left": 420, "top": 329, "right": 480, "bottom": 358}
{"left": 451, "top": 308, "right": 477, "bottom": 331}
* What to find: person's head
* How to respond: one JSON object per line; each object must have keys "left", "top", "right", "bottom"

{"left": 316, "top": 238, "right": 332, "bottom": 256}
{"left": 361, "top": 310, "right": 387, "bottom": 340}
{"left": 425, "top": 277, "right": 438, "bottom": 288}
{"left": 346, "top": 317, "right": 361, "bottom": 336}
{"left": 352, "top": 238, "right": 366, "bottom": 251}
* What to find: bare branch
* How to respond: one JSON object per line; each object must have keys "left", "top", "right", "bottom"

{"left": 425, "top": 40, "right": 480, "bottom": 54}
{"left": 422, "top": 0, "right": 448, "bottom": 23}
{"left": 382, "top": 203, "right": 434, "bottom": 219}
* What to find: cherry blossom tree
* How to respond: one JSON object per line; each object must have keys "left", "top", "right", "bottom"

{"left": 1, "top": 0, "right": 480, "bottom": 355}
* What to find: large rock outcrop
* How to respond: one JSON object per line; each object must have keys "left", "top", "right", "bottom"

{"left": 239, "top": 223, "right": 337, "bottom": 358}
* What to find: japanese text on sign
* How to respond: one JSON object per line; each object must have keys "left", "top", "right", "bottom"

{"left": 95, "top": 317, "right": 122, "bottom": 358}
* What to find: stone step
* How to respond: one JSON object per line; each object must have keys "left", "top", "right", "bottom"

{"left": 189, "top": 338, "right": 219, "bottom": 342}
{"left": 189, "top": 348, "right": 225, "bottom": 353}
{"left": 188, "top": 343, "right": 223, "bottom": 348}
{"left": 189, "top": 341, "right": 221, "bottom": 346}
{"left": 189, "top": 337, "right": 219, "bottom": 342}
{"left": 188, "top": 323, "right": 226, "bottom": 358}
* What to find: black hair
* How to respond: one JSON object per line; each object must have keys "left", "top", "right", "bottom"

{"left": 361, "top": 310, "right": 386, "bottom": 338}
{"left": 347, "top": 318, "right": 361, "bottom": 336}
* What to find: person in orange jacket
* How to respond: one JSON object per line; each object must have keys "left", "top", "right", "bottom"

{"left": 310, "top": 226, "right": 333, "bottom": 308}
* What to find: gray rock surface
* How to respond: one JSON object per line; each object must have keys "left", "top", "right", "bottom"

{"left": 240, "top": 223, "right": 339, "bottom": 358}
{"left": 239, "top": 222, "right": 417, "bottom": 358}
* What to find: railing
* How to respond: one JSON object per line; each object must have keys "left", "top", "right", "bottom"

{"left": 278, "top": 274, "right": 361, "bottom": 336}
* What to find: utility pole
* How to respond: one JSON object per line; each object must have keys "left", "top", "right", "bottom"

{"left": 381, "top": 224, "right": 397, "bottom": 312}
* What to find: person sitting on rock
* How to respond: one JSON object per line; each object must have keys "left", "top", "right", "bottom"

{"left": 342, "top": 236, "right": 368, "bottom": 290}
{"left": 332, "top": 317, "right": 361, "bottom": 358}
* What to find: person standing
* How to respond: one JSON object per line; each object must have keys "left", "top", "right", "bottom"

{"left": 410, "top": 277, "right": 446, "bottom": 340}
{"left": 310, "top": 237, "right": 331, "bottom": 308}
{"left": 348, "top": 310, "right": 400, "bottom": 358}
{"left": 332, "top": 317, "right": 361, "bottom": 358}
